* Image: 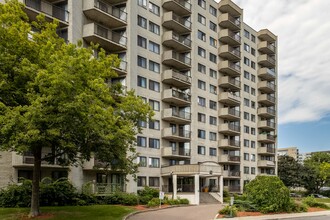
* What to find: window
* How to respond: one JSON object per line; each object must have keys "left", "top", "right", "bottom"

{"left": 198, "top": 113, "right": 206, "bottom": 123}
{"left": 244, "top": 126, "right": 249, "bottom": 134}
{"left": 210, "top": 148, "right": 217, "bottom": 156}
{"left": 251, "top": 101, "right": 256, "bottom": 109}
{"left": 244, "top": 166, "right": 249, "bottom": 174}
{"left": 244, "top": 98, "right": 250, "bottom": 107}
{"left": 149, "top": 80, "right": 160, "bottom": 92}
{"left": 251, "top": 88, "right": 256, "bottom": 96}
{"left": 251, "top": 48, "right": 256, "bottom": 56}
{"left": 210, "top": 37, "right": 217, "bottom": 47}
{"left": 137, "top": 76, "right": 147, "bottom": 88}
{"left": 198, "top": 0, "right": 206, "bottom": 9}
{"left": 244, "top": 112, "right": 249, "bottom": 120}
{"left": 149, "top": 120, "right": 160, "bottom": 130}
{"left": 137, "top": 136, "right": 147, "bottom": 147}
{"left": 149, "top": 138, "right": 160, "bottom": 149}
{"left": 209, "top": 5, "right": 217, "bottom": 16}
{"left": 244, "top": 153, "right": 249, "bottom": 161}
{"left": 209, "top": 100, "right": 217, "bottom": 110}
{"left": 209, "top": 132, "right": 217, "bottom": 141}
{"left": 197, "top": 96, "right": 206, "bottom": 107}
{"left": 198, "top": 47, "right": 206, "bottom": 58}
{"left": 137, "top": 176, "right": 146, "bottom": 187}
{"left": 198, "top": 14, "right": 206, "bottom": 25}
{"left": 244, "top": 29, "right": 250, "bottom": 39}
{"left": 149, "top": 157, "right": 160, "bottom": 168}
{"left": 251, "top": 114, "right": 256, "bottom": 122}
{"left": 149, "top": 41, "right": 160, "bottom": 54}
{"left": 251, "top": 167, "right": 256, "bottom": 175}
{"left": 198, "top": 63, "right": 206, "bottom": 74}
{"left": 251, "top": 34, "right": 256, "bottom": 42}
{"left": 198, "top": 30, "right": 206, "bottom": 41}
{"left": 251, "top": 154, "right": 256, "bottom": 162}
{"left": 137, "top": 16, "right": 147, "bottom": 29}
{"left": 209, "top": 116, "right": 217, "bottom": 125}
{"left": 209, "top": 21, "right": 217, "bottom": 32}
{"left": 149, "top": 2, "right": 160, "bottom": 16}
{"left": 209, "top": 53, "right": 217, "bottom": 63}
{"left": 244, "top": 71, "right": 250, "bottom": 79}
{"left": 198, "top": 129, "right": 206, "bottom": 139}
{"left": 244, "top": 139, "right": 249, "bottom": 147}
{"left": 244, "top": 57, "right": 250, "bottom": 66}
{"left": 198, "top": 80, "right": 206, "bottom": 90}
{"left": 149, "top": 22, "right": 160, "bottom": 35}
{"left": 198, "top": 145, "right": 206, "bottom": 155}
{"left": 149, "top": 60, "right": 160, "bottom": 73}
{"left": 251, "top": 61, "right": 256, "bottom": 69}
{"left": 251, "top": 74, "right": 256, "bottom": 82}
{"left": 244, "top": 84, "right": 250, "bottom": 93}
{"left": 210, "top": 84, "right": 217, "bottom": 94}
{"left": 244, "top": 43, "right": 250, "bottom": 52}
{"left": 138, "top": 156, "right": 147, "bottom": 167}
{"left": 137, "top": 56, "right": 147, "bottom": 68}
{"left": 210, "top": 69, "right": 217, "bottom": 79}
{"left": 138, "top": 0, "right": 147, "bottom": 8}
{"left": 251, "top": 128, "right": 256, "bottom": 135}
{"left": 138, "top": 35, "right": 147, "bottom": 48}
{"left": 251, "top": 141, "right": 256, "bottom": 148}
{"left": 149, "top": 177, "right": 160, "bottom": 187}
{"left": 138, "top": 119, "right": 147, "bottom": 128}
{"left": 149, "top": 99, "right": 160, "bottom": 111}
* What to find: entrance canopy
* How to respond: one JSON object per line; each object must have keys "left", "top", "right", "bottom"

{"left": 161, "top": 161, "right": 222, "bottom": 177}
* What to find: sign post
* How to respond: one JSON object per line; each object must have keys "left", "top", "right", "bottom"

{"left": 159, "top": 191, "right": 165, "bottom": 208}
{"left": 230, "top": 197, "right": 234, "bottom": 217}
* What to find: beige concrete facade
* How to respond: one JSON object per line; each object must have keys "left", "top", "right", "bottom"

{"left": 278, "top": 147, "right": 299, "bottom": 160}
{"left": 0, "top": 0, "right": 278, "bottom": 204}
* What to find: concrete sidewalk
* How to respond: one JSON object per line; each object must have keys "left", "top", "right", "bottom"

{"left": 227, "top": 210, "right": 330, "bottom": 220}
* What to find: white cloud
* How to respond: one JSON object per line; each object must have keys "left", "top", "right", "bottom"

{"left": 218, "top": 0, "right": 330, "bottom": 124}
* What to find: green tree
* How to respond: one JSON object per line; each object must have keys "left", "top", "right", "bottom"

{"left": 0, "top": 0, "right": 153, "bottom": 217}
{"left": 303, "top": 152, "right": 330, "bottom": 193}
{"left": 278, "top": 155, "right": 305, "bottom": 188}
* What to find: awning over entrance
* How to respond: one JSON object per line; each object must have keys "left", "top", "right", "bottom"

{"left": 161, "top": 161, "right": 223, "bottom": 177}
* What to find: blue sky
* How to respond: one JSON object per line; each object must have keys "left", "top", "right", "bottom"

{"left": 225, "top": 0, "right": 330, "bottom": 153}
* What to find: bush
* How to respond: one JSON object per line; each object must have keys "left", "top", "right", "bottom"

{"left": 302, "top": 196, "right": 329, "bottom": 209}
{"left": 244, "top": 176, "right": 292, "bottom": 213}
{"left": 178, "top": 198, "right": 189, "bottom": 204}
{"left": 219, "top": 205, "right": 238, "bottom": 217}
{"left": 101, "top": 192, "right": 138, "bottom": 206}
{"left": 137, "top": 187, "right": 159, "bottom": 204}
{"left": 223, "top": 189, "right": 229, "bottom": 198}
{"left": 0, "top": 179, "right": 32, "bottom": 207}
{"left": 147, "top": 198, "right": 160, "bottom": 207}
{"left": 234, "top": 200, "right": 257, "bottom": 212}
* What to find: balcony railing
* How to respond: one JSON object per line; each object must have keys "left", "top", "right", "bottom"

{"left": 172, "top": 109, "right": 191, "bottom": 120}
{"left": 227, "top": 108, "right": 240, "bottom": 117}
{"left": 94, "top": 24, "right": 127, "bottom": 46}
{"left": 172, "top": 89, "right": 191, "bottom": 102}
{"left": 25, "top": 0, "right": 69, "bottom": 23}
{"left": 171, "top": 32, "right": 191, "bottom": 47}
{"left": 172, "top": 0, "right": 191, "bottom": 11}
{"left": 171, "top": 70, "right": 191, "bottom": 83}
{"left": 228, "top": 171, "right": 240, "bottom": 177}
{"left": 172, "top": 13, "right": 191, "bottom": 29}
{"left": 94, "top": 0, "right": 127, "bottom": 22}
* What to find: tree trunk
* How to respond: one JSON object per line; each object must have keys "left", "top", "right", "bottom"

{"left": 29, "top": 147, "right": 42, "bottom": 217}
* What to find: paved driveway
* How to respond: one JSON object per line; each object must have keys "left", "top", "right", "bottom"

{"left": 128, "top": 204, "right": 223, "bottom": 220}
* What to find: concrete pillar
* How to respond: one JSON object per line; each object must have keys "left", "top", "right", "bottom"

{"left": 172, "top": 174, "right": 177, "bottom": 199}
{"left": 219, "top": 176, "right": 223, "bottom": 203}
{"left": 194, "top": 174, "right": 200, "bottom": 205}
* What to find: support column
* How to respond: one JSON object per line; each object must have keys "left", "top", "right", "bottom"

{"left": 219, "top": 176, "right": 223, "bottom": 203}
{"left": 172, "top": 174, "right": 177, "bottom": 200}
{"left": 194, "top": 174, "right": 200, "bottom": 205}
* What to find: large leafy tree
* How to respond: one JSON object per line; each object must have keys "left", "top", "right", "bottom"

{"left": 0, "top": 0, "right": 153, "bottom": 217}
{"left": 277, "top": 155, "right": 305, "bottom": 188}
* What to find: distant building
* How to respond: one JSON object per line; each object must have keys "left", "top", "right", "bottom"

{"left": 298, "top": 150, "right": 330, "bottom": 163}
{"left": 277, "top": 147, "right": 299, "bottom": 160}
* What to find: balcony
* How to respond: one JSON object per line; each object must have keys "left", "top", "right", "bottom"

{"left": 162, "top": 128, "right": 191, "bottom": 141}
{"left": 162, "top": 147, "right": 191, "bottom": 159}
{"left": 162, "top": 0, "right": 191, "bottom": 16}
{"left": 162, "top": 11, "right": 191, "bottom": 34}
{"left": 258, "top": 81, "right": 276, "bottom": 93}
{"left": 12, "top": 153, "right": 68, "bottom": 168}
{"left": 23, "top": 0, "right": 69, "bottom": 27}
{"left": 258, "top": 120, "right": 276, "bottom": 131}
{"left": 162, "top": 108, "right": 191, "bottom": 124}
{"left": 83, "top": 23, "right": 127, "bottom": 52}
{"left": 218, "top": 45, "right": 241, "bottom": 61}
{"left": 218, "top": 61, "right": 241, "bottom": 77}
{"left": 219, "top": 124, "right": 240, "bottom": 135}
{"left": 223, "top": 170, "right": 241, "bottom": 178}
{"left": 258, "top": 29, "right": 277, "bottom": 42}
{"left": 258, "top": 94, "right": 276, "bottom": 106}
{"left": 112, "top": 60, "right": 127, "bottom": 76}
{"left": 258, "top": 160, "right": 276, "bottom": 168}
{"left": 258, "top": 147, "right": 276, "bottom": 155}
{"left": 219, "top": 139, "right": 240, "bottom": 150}
{"left": 162, "top": 69, "right": 191, "bottom": 88}
{"left": 218, "top": 13, "right": 241, "bottom": 31}
{"left": 258, "top": 41, "right": 276, "bottom": 54}
{"left": 258, "top": 68, "right": 276, "bottom": 80}
{"left": 219, "top": 29, "right": 241, "bottom": 46}
{"left": 83, "top": 0, "right": 127, "bottom": 29}
{"left": 219, "top": 92, "right": 241, "bottom": 106}
{"left": 219, "top": 76, "right": 240, "bottom": 91}
{"left": 219, "top": 155, "right": 241, "bottom": 164}
{"left": 218, "top": 0, "right": 242, "bottom": 16}
{"left": 162, "top": 31, "right": 191, "bottom": 52}
{"left": 162, "top": 51, "right": 191, "bottom": 70}
{"left": 258, "top": 54, "right": 276, "bottom": 68}
{"left": 258, "top": 134, "right": 276, "bottom": 143}
{"left": 219, "top": 108, "right": 240, "bottom": 121}
{"left": 162, "top": 88, "right": 191, "bottom": 106}
{"left": 258, "top": 107, "right": 276, "bottom": 118}
{"left": 108, "top": 0, "right": 127, "bottom": 4}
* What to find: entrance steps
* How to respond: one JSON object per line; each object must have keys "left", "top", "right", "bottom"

{"left": 199, "top": 192, "right": 222, "bottom": 204}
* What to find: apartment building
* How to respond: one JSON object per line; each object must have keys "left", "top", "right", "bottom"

{"left": 278, "top": 147, "right": 299, "bottom": 160}
{"left": 0, "top": 0, "right": 278, "bottom": 204}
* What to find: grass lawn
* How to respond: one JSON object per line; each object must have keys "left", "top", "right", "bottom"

{"left": 315, "top": 198, "right": 330, "bottom": 203}
{"left": 0, "top": 205, "right": 136, "bottom": 220}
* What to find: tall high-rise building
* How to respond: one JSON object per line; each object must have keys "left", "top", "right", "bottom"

{"left": 0, "top": 0, "right": 278, "bottom": 204}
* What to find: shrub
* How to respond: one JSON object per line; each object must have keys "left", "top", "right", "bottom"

{"left": 0, "top": 179, "right": 32, "bottom": 207}
{"left": 223, "top": 189, "right": 229, "bottom": 198}
{"left": 302, "top": 196, "right": 329, "bottom": 209}
{"left": 178, "top": 198, "right": 189, "bottom": 204}
{"left": 234, "top": 200, "right": 257, "bottom": 212}
{"left": 244, "top": 176, "right": 292, "bottom": 213}
{"left": 147, "top": 198, "right": 160, "bottom": 207}
{"left": 219, "top": 205, "right": 238, "bottom": 217}
{"left": 137, "top": 187, "right": 159, "bottom": 204}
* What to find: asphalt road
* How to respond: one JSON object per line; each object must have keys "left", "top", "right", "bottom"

{"left": 282, "top": 215, "right": 330, "bottom": 220}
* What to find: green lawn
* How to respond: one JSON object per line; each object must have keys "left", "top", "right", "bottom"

{"left": 0, "top": 205, "right": 136, "bottom": 220}
{"left": 315, "top": 198, "right": 330, "bottom": 203}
